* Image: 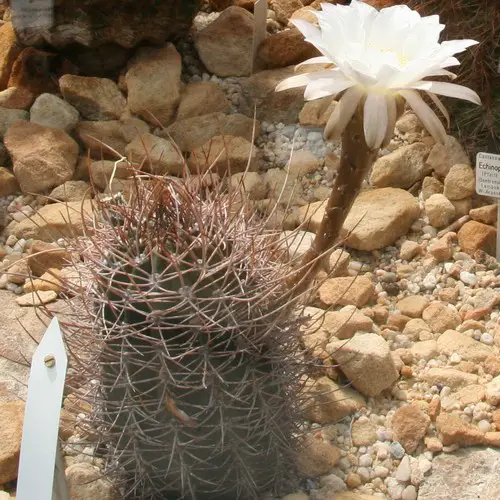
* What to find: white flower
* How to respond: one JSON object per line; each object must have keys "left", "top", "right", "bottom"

{"left": 276, "top": 0, "right": 481, "bottom": 149}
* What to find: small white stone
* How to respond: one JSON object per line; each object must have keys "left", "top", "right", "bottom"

{"left": 478, "top": 420, "right": 491, "bottom": 433}
{"left": 359, "top": 454, "right": 373, "bottom": 467}
{"left": 395, "top": 456, "right": 411, "bottom": 483}
{"left": 480, "top": 333, "right": 494, "bottom": 345}
{"left": 402, "top": 484, "right": 418, "bottom": 500}
{"left": 357, "top": 467, "right": 371, "bottom": 482}
{"left": 374, "top": 466, "right": 389, "bottom": 478}
{"left": 460, "top": 271, "right": 478, "bottom": 286}
{"left": 449, "top": 353, "right": 461, "bottom": 364}
{"left": 423, "top": 273, "right": 437, "bottom": 290}
{"left": 418, "top": 457, "right": 432, "bottom": 474}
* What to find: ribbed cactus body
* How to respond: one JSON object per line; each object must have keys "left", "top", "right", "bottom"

{"left": 66, "top": 176, "right": 307, "bottom": 499}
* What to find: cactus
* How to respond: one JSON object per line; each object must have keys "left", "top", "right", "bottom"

{"left": 61, "top": 173, "right": 311, "bottom": 500}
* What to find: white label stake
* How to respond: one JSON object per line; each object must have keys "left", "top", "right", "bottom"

{"left": 17, "top": 317, "right": 69, "bottom": 500}
{"left": 10, "top": 0, "right": 54, "bottom": 30}
{"left": 476, "top": 152, "right": 500, "bottom": 261}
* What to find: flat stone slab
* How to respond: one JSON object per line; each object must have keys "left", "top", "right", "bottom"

{"left": 418, "top": 447, "right": 500, "bottom": 500}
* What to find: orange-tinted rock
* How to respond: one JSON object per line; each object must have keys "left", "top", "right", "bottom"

{"left": 458, "top": 220, "right": 497, "bottom": 257}
{"left": 8, "top": 47, "right": 77, "bottom": 96}
{"left": 0, "top": 23, "right": 22, "bottom": 91}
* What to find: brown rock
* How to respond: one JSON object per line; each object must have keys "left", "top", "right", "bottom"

{"left": 399, "top": 240, "right": 422, "bottom": 261}
{"left": 59, "top": 75, "right": 125, "bottom": 120}
{"left": 66, "top": 463, "right": 119, "bottom": 500}
{"left": 437, "top": 329, "right": 492, "bottom": 363}
{"left": 239, "top": 66, "right": 305, "bottom": 124}
{"left": 425, "top": 193, "right": 456, "bottom": 228}
{"left": 27, "top": 241, "right": 72, "bottom": 276}
{"left": 5, "top": 200, "right": 93, "bottom": 242}
{"left": 429, "top": 236, "right": 453, "bottom": 262}
{"left": 0, "top": 23, "right": 22, "bottom": 91}
{"left": 195, "top": 7, "right": 254, "bottom": 77}
{"left": 422, "top": 302, "right": 461, "bottom": 333}
{"left": 423, "top": 367, "right": 479, "bottom": 390}
{"left": 49, "top": 181, "right": 91, "bottom": 202}
{"left": 295, "top": 435, "right": 341, "bottom": 477}
{"left": 443, "top": 163, "right": 475, "bottom": 200}
{"left": 458, "top": 220, "right": 497, "bottom": 257}
{"left": 188, "top": 135, "right": 258, "bottom": 175}
{"left": 370, "top": 143, "right": 430, "bottom": 189}
{"left": 23, "top": 268, "right": 63, "bottom": 294}
{"left": 454, "top": 384, "right": 485, "bottom": 407}
{"left": 427, "top": 135, "right": 470, "bottom": 178}
{"left": 342, "top": 188, "right": 420, "bottom": 251}
{"left": 125, "top": 44, "right": 182, "bottom": 126}
{"left": 421, "top": 175, "right": 443, "bottom": 200}
{"left": 16, "top": 290, "right": 58, "bottom": 306}
{"left": 351, "top": 418, "right": 378, "bottom": 446}
{"left": 0, "top": 87, "right": 34, "bottom": 109}
{"left": 258, "top": 27, "right": 320, "bottom": 69}
{"left": 271, "top": 0, "right": 305, "bottom": 24}
{"left": 76, "top": 119, "right": 149, "bottom": 159}
{"left": 303, "top": 376, "right": 365, "bottom": 424}
{"left": 469, "top": 205, "right": 497, "bottom": 225}
{"left": 436, "top": 413, "right": 485, "bottom": 446}
{"left": 392, "top": 404, "right": 430, "bottom": 453}
{"left": 327, "top": 333, "right": 399, "bottom": 397}
{"left": 176, "top": 82, "right": 229, "bottom": 121}
{"left": 0, "top": 401, "right": 24, "bottom": 483}
{"left": 0, "top": 167, "right": 19, "bottom": 196}
{"left": 4, "top": 121, "right": 78, "bottom": 194}
{"left": 299, "top": 96, "right": 337, "bottom": 127}
{"left": 8, "top": 47, "right": 74, "bottom": 96}
{"left": 396, "top": 296, "right": 428, "bottom": 318}
{"left": 317, "top": 276, "right": 375, "bottom": 308}
{"left": 89, "top": 160, "right": 133, "bottom": 190}
{"left": 484, "top": 355, "right": 500, "bottom": 377}
{"left": 125, "top": 134, "right": 184, "bottom": 175}
{"left": 165, "top": 112, "right": 259, "bottom": 153}
{"left": 428, "top": 396, "right": 441, "bottom": 422}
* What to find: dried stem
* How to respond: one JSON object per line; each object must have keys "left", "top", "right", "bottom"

{"left": 288, "top": 107, "right": 379, "bottom": 297}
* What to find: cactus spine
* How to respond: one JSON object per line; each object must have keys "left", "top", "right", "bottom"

{"left": 62, "top": 174, "right": 309, "bottom": 499}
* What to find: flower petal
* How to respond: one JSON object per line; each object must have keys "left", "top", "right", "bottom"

{"left": 381, "top": 94, "right": 397, "bottom": 148}
{"left": 275, "top": 71, "right": 337, "bottom": 92}
{"left": 399, "top": 89, "right": 448, "bottom": 144}
{"left": 304, "top": 76, "right": 355, "bottom": 101}
{"left": 363, "top": 92, "right": 388, "bottom": 149}
{"left": 424, "top": 81, "right": 482, "bottom": 105}
{"left": 295, "top": 56, "right": 333, "bottom": 71}
{"left": 324, "top": 86, "right": 364, "bottom": 142}
{"left": 426, "top": 91, "right": 450, "bottom": 128}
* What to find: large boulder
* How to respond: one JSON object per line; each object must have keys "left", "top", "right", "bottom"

{"left": 10, "top": 0, "right": 202, "bottom": 48}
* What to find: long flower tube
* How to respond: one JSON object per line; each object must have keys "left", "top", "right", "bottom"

{"left": 276, "top": 0, "right": 481, "bottom": 294}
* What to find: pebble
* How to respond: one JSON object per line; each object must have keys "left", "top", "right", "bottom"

{"left": 460, "top": 271, "right": 478, "bottom": 286}
{"left": 390, "top": 442, "right": 406, "bottom": 459}
{"left": 395, "top": 456, "right": 411, "bottom": 482}
{"left": 402, "top": 484, "right": 418, "bottom": 500}
{"left": 480, "top": 333, "right": 494, "bottom": 345}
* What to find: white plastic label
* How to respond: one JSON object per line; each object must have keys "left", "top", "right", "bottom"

{"left": 17, "top": 317, "right": 69, "bottom": 500}
{"left": 476, "top": 152, "right": 500, "bottom": 198}
{"left": 10, "top": 0, "right": 54, "bottom": 30}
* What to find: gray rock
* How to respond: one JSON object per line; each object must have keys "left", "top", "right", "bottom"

{"left": 426, "top": 135, "right": 469, "bottom": 178}
{"left": 418, "top": 447, "right": 500, "bottom": 500}
{"left": 30, "top": 93, "right": 80, "bottom": 131}
{"left": 0, "top": 108, "right": 28, "bottom": 138}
